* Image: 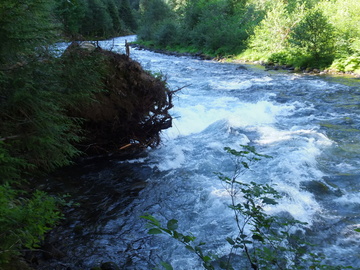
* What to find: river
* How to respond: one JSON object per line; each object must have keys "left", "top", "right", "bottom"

{"left": 42, "top": 35, "right": 360, "bottom": 269}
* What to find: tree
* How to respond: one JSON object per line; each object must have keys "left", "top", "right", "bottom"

{"left": 0, "top": 0, "right": 105, "bottom": 265}
{"left": 318, "top": 0, "right": 360, "bottom": 55}
{"left": 55, "top": 0, "right": 87, "bottom": 38}
{"left": 138, "top": 0, "right": 176, "bottom": 41}
{"left": 0, "top": 0, "right": 63, "bottom": 264}
{"left": 118, "top": 0, "right": 138, "bottom": 32}
{"left": 80, "top": 0, "right": 114, "bottom": 38}
{"left": 106, "top": 0, "right": 124, "bottom": 34}
{"left": 289, "top": 9, "right": 335, "bottom": 67}
{"left": 248, "top": 1, "right": 302, "bottom": 58}
{"left": 0, "top": 0, "right": 58, "bottom": 66}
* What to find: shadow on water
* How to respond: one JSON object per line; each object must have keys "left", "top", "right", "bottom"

{"left": 33, "top": 152, "right": 151, "bottom": 269}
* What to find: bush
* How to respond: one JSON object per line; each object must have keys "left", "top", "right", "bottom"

{"left": 289, "top": 9, "right": 335, "bottom": 68}
{"left": 331, "top": 54, "right": 360, "bottom": 74}
{"left": 0, "top": 185, "right": 63, "bottom": 264}
{"left": 268, "top": 51, "right": 292, "bottom": 65}
{"left": 154, "top": 21, "right": 179, "bottom": 47}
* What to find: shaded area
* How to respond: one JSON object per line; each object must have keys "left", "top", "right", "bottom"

{"left": 64, "top": 43, "right": 174, "bottom": 155}
{"left": 29, "top": 154, "right": 151, "bottom": 269}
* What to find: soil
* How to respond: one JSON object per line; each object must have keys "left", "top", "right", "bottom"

{"left": 63, "top": 43, "right": 174, "bottom": 155}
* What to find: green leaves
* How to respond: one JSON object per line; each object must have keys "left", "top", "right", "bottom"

{"left": 0, "top": 0, "right": 58, "bottom": 65}
{"left": 261, "top": 197, "right": 278, "bottom": 205}
{"left": 0, "top": 185, "right": 64, "bottom": 264}
{"left": 226, "top": 237, "right": 235, "bottom": 245}
{"left": 141, "top": 214, "right": 216, "bottom": 269}
{"left": 141, "top": 214, "right": 161, "bottom": 226}
{"left": 160, "top": 262, "right": 173, "bottom": 270}
{"left": 289, "top": 8, "right": 335, "bottom": 66}
{"left": 167, "top": 219, "right": 178, "bottom": 230}
{"left": 55, "top": 0, "right": 136, "bottom": 39}
{"left": 148, "top": 228, "right": 163, "bottom": 235}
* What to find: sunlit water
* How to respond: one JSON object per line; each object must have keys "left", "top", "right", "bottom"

{"left": 44, "top": 36, "right": 360, "bottom": 269}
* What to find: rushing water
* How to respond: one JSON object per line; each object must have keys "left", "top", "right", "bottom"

{"left": 43, "top": 36, "right": 360, "bottom": 269}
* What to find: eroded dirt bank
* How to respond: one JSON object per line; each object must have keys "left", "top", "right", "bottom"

{"left": 64, "top": 43, "right": 174, "bottom": 155}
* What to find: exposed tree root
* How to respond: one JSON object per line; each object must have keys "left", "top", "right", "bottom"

{"left": 64, "top": 43, "right": 175, "bottom": 155}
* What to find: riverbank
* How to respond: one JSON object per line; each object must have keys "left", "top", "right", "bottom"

{"left": 131, "top": 43, "right": 360, "bottom": 78}
{"left": 227, "top": 58, "right": 360, "bottom": 78}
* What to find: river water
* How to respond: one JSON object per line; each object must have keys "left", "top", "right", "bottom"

{"left": 44, "top": 36, "right": 360, "bottom": 269}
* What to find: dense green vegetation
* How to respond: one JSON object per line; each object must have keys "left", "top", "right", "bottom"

{"left": 0, "top": 0, "right": 139, "bottom": 266}
{"left": 0, "top": 0, "right": 107, "bottom": 265}
{"left": 56, "top": 0, "right": 137, "bottom": 39}
{"left": 137, "top": 0, "right": 360, "bottom": 73}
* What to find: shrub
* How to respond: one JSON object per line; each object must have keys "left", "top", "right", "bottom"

{"left": 154, "top": 21, "right": 179, "bottom": 47}
{"left": 289, "top": 9, "right": 335, "bottom": 68}
{"left": 0, "top": 185, "right": 63, "bottom": 264}
{"left": 268, "top": 51, "right": 292, "bottom": 65}
{"left": 331, "top": 54, "right": 360, "bottom": 74}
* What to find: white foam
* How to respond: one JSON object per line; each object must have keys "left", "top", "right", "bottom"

{"left": 156, "top": 143, "right": 192, "bottom": 171}
{"left": 165, "top": 98, "right": 294, "bottom": 139}
{"left": 256, "top": 128, "right": 332, "bottom": 147}
{"left": 266, "top": 184, "right": 320, "bottom": 225}
{"left": 334, "top": 192, "right": 360, "bottom": 204}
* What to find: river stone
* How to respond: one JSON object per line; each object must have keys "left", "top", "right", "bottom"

{"left": 236, "top": 65, "right": 247, "bottom": 70}
{"left": 79, "top": 41, "right": 96, "bottom": 51}
{"left": 300, "top": 180, "right": 343, "bottom": 199}
{"left": 100, "top": 261, "right": 121, "bottom": 270}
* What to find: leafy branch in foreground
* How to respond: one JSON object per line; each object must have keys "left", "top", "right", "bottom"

{"left": 0, "top": 185, "right": 67, "bottom": 264}
{"left": 140, "top": 215, "right": 216, "bottom": 270}
{"left": 142, "top": 145, "right": 354, "bottom": 270}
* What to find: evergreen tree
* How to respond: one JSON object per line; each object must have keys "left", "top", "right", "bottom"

{"left": 0, "top": 0, "right": 72, "bottom": 264}
{"left": 118, "top": 0, "right": 138, "bottom": 32}
{"left": 106, "top": 0, "right": 124, "bottom": 34}
{"left": 138, "top": 0, "right": 175, "bottom": 41}
{"left": 55, "top": 0, "right": 87, "bottom": 38}
{"left": 80, "top": 0, "right": 114, "bottom": 38}
{"left": 0, "top": 0, "right": 107, "bottom": 264}
{"left": 0, "top": 0, "right": 57, "bottom": 66}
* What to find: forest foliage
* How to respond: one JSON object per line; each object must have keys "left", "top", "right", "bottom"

{"left": 137, "top": 0, "right": 360, "bottom": 73}
{"left": 0, "top": 0, "right": 104, "bottom": 264}
{"left": 55, "top": 0, "right": 138, "bottom": 39}
{"left": 1, "top": 0, "right": 143, "bottom": 266}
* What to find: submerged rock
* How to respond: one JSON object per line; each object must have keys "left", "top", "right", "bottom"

{"left": 100, "top": 261, "right": 120, "bottom": 270}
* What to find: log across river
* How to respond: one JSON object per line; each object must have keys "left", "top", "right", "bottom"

{"left": 41, "top": 35, "right": 360, "bottom": 269}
